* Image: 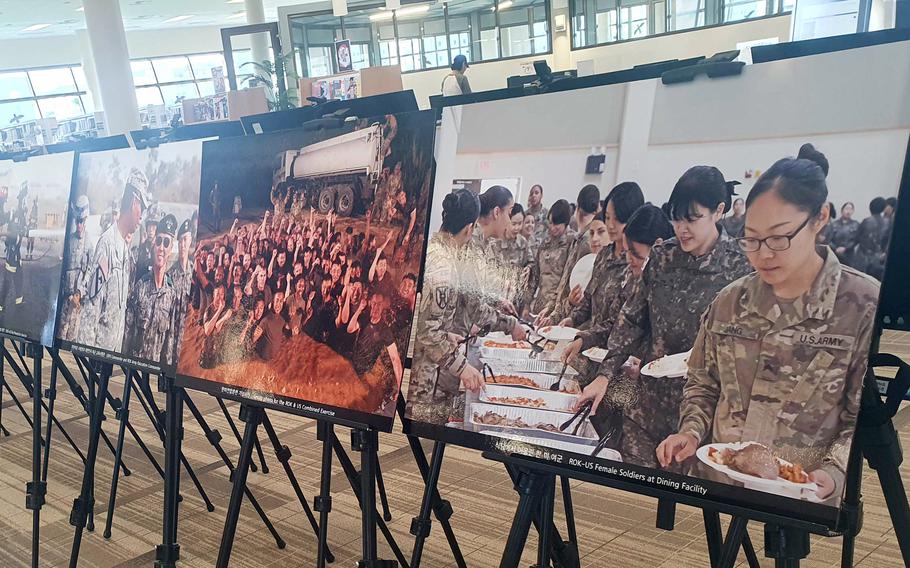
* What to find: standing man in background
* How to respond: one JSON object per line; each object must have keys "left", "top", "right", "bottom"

{"left": 442, "top": 55, "right": 471, "bottom": 96}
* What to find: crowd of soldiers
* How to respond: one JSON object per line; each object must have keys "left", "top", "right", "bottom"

{"left": 59, "top": 168, "right": 197, "bottom": 367}
{"left": 408, "top": 143, "right": 891, "bottom": 503}
{"left": 186, "top": 191, "right": 417, "bottom": 390}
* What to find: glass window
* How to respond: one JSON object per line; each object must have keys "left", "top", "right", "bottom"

{"left": 71, "top": 66, "right": 90, "bottom": 92}
{"left": 670, "top": 0, "right": 705, "bottom": 30}
{"left": 131, "top": 60, "right": 157, "bottom": 86}
{"left": 28, "top": 67, "right": 78, "bottom": 97}
{"left": 189, "top": 53, "right": 227, "bottom": 80}
{"left": 197, "top": 79, "right": 216, "bottom": 97}
{"left": 0, "top": 71, "right": 34, "bottom": 100}
{"left": 724, "top": 0, "right": 767, "bottom": 22}
{"left": 135, "top": 86, "right": 164, "bottom": 107}
{"left": 308, "top": 47, "right": 334, "bottom": 77}
{"left": 620, "top": 3, "right": 649, "bottom": 39}
{"left": 152, "top": 56, "right": 195, "bottom": 83}
{"left": 0, "top": 100, "right": 40, "bottom": 124}
{"left": 37, "top": 95, "right": 85, "bottom": 120}
{"left": 160, "top": 82, "right": 201, "bottom": 106}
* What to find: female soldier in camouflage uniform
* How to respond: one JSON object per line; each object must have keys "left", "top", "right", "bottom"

{"left": 558, "top": 182, "right": 644, "bottom": 344}
{"left": 495, "top": 204, "right": 533, "bottom": 311}
{"left": 528, "top": 200, "right": 573, "bottom": 315}
{"left": 658, "top": 146, "right": 878, "bottom": 503}
{"left": 405, "top": 189, "right": 526, "bottom": 424}
{"left": 576, "top": 166, "right": 753, "bottom": 469}
{"left": 828, "top": 201, "right": 860, "bottom": 266}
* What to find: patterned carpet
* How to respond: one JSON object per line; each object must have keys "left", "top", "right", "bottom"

{"left": 0, "top": 331, "right": 906, "bottom": 567}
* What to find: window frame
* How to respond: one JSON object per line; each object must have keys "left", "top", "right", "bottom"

{"left": 0, "top": 64, "right": 91, "bottom": 122}
{"left": 568, "top": 0, "right": 790, "bottom": 51}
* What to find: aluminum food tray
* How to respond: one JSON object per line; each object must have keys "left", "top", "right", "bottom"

{"left": 468, "top": 402, "right": 597, "bottom": 440}
{"left": 479, "top": 385, "right": 580, "bottom": 412}
{"left": 480, "top": 358, "right": 579, "bottom": 376}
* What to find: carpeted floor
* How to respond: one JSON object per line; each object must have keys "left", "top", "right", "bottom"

{"left": 0, "top": 331, "right": 907, "bottom": 567}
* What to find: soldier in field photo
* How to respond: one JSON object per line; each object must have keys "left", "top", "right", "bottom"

{"left": 57, "top": 140, "right": 202, "bottom": 369}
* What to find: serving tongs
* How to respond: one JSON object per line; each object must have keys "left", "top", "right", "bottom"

{"left": 481, "top": 362, "right": 496, "bottom": 385}
{"left": 558, "top": 400, "right": 593, "bottom": 436}
{"left": 549, "top": 360, "right": 569, "bottom": 391}
{"left": 589, "top": 423, "right": 618, "bottom": 457}
{"left": 527, "top": 335, "right": 548, "bottom": 359}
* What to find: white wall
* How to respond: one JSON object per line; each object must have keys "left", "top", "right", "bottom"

{"left": 438, "top": 39, "right": 910, "bottom": 225}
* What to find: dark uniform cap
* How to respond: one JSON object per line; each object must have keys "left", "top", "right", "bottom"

{"left": 178, "top": 219, "right": 192, "bottom": 238}
{"left": 157, "top": 214, "right": 178, "bottom": 237}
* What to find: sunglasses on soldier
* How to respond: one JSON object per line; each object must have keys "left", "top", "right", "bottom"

{"left": 155, "top": 235, "right": 172, "bottom": 248}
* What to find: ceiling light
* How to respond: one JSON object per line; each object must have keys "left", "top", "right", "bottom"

{"left": 163, "top": 15, "right": 195, "bottom": 23}
{"left": 397, "top": 4, "right": 430, "bottom": 16}
{"left": 76, "top": 6, "right": 84, "bottom": 11}
{"left": 369, "top": 10, "right": 394, "bottom": 21}
{"left": 227, "top": 11, "right": 246, "bottom": 19}
{"left": 227, "top": 0, "right": 244, "bottom": 3}
{"left": 22, "top": 23, "right": 52, "bottom": 32}
{"left": 492, "top": 0, "right": 513, "bottom": 10}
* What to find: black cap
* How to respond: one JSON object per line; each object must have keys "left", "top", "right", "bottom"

{"left": 157, "top": 213, "right": 178, "bottom": 237}
{"left": 178, "top": 219, "right": 192, "bottom": 238}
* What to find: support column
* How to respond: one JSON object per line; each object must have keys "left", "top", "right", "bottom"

{"left": 245, "top": 0, "right": 271, "bottom": 64}
{"left": 83, "top": 0, "right": 140, "bottom": 135}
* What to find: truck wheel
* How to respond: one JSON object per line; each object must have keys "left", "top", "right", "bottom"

{"left": 336, "top": 187, "right": 355, "bottom": 216}
{"left": 317, "top": 187, "right": 335, "bottom": 214}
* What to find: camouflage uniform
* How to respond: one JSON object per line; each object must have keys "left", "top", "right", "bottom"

{"left": 679, "top": 249, "right": 877, "bottom": 502}
{"left": 528, "top": 231, "right": 572, "bottom": 315}
{"left": 526, "top": 204, "right": 548, "bottom": 244}
{"left": 720, "top": 215, "right": 745, "bottom": 238}
{"left": 406, "top": 232, "right": 517, "bottom": 424}
{"left": 493, "top": 234, "right": 533, "bottom": 308}
{"left": 827, "top": 217, "right": 859, "bottom": 267}
{"left": 76, "top": 223, "right": 131, "bottom": 351}
{"left": 599, "top": 230, "right": 753, "bottom": 468}
{"left": 546, "top": 220, "right": 594, "bottom": 321}
{"left": 123, "top": 272, "right": 178, "bottom": 364}
{"left": 853, "top": 214, "right": 886, "bottom": 277}
{"left": 167, "top": 259, "right": 193, "bottom": 362}
{"left": 569, "top": 244, "right": 628, "bottom": 348}
{"left": 60, "top": 231, "right": 94, "bottom": 339}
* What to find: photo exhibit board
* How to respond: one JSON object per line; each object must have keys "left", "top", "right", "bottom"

{"left": 0, "top": 151, "right": 76, "bottom": 345}
{"left": 174, "top": 110, "right": 436, "bottom": 431}
{"left": 403, "top": 39, "right": 910, "bottom": 530}
{"left": 55, "top": 139, "right": 203, "bottom": 373}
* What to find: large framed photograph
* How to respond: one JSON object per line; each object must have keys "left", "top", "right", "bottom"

{"left": 0, "top": 152, "right": 76, "bottom": 345}
{"left": 404, "top": 39, "right": 910, "bottom": 528}
{"left": 56, "top": 140, "right": 203, "bottom": 372}
{"left": 175, "top": 111, "right": 435, "bottom": 431}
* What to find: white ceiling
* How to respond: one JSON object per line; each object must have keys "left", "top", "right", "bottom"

{"left": 0, "top": 0, "right": 299, "bottom": 40}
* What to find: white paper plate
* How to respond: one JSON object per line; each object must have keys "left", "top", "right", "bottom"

{"left": 537, "top": 325, "right": 579, "bottom": 342}
{"left": 569, "top": 253, "right": 596, "bottom": 292}
{"left": 583, "top": 347, "right": 608, "bottom": 362}
{"left": 640, "top": 350, "right": 692, "bottom": 378}
{"left": 696, "top": 442, "right": 819, "bottom": 500}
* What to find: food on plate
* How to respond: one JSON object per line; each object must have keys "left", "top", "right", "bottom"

{"left": 708, "top": 445, "right": 809, "bottom": 483}
{"left": 643, "top": 350, "right": 691, "bottom": 376}
{"left": 473, "top": 411, "right": 560, "bottom": 432}
{"left": 483, "top": 340, "right": 532, "bottom": 349}
{"left": 486, "top": 396, "right": 547, "bottom": 408}
{"left": 583, "top": 347, "right": 608, "bottom": 362}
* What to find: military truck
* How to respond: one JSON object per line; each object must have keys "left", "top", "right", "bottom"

{"left": 273, "top": 122, "right": 383, "bottom": 217}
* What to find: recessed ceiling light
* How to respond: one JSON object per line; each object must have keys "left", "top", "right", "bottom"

{"left": 76, "top": 6, "right": 84, "bottom": 11}
{"left": 227, "top": 0, "right": 245, "bottom": 3}
{"left": 227, "top": 11, "right": 247, "bottom": 19}
{"left": 22, "top": 23, "right": 52, "bottom": 32}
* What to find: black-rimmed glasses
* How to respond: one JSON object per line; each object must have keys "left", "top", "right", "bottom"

{"left": 736, "top": 215, "right": 812, "bottom": 253}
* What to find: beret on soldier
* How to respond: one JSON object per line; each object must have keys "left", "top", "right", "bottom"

{"left": 157, "top": 213, "right": 178, "bottom": 237}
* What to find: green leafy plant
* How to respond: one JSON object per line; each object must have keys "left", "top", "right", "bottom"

{"left": 240, "top": 51, "right": 300, "bottom": 111}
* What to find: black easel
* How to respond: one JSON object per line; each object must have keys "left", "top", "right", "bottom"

{"left": 215, "top": 396, "right": 258, "bottom": 473}
{"left": 315, "top": 421, "right": 335, "bottom": 568}
{"left": 68, "top": 359, "right": 113, "bottom": 567}
{"left": 24, "top": 343, "right": 45, "bottom": 568}
{"left": 103, "top": 368, "right": 216, "bottom": 539}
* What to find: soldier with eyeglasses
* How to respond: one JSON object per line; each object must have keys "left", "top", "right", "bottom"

{"left": 123, "top": 214, "right": 180, "bottom": 365}
{"left": 658, "top": 145, "right": 880, "bottom": 504}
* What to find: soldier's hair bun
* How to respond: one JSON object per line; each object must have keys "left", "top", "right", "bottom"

{"left": 441, "top": 189, "right": 480, "bottom": 235}
{"left": 746, "top": 143, "right": 829, "bottom": 216}
{"left": 797, "top": 143, "right": 829, "bottom": 177}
